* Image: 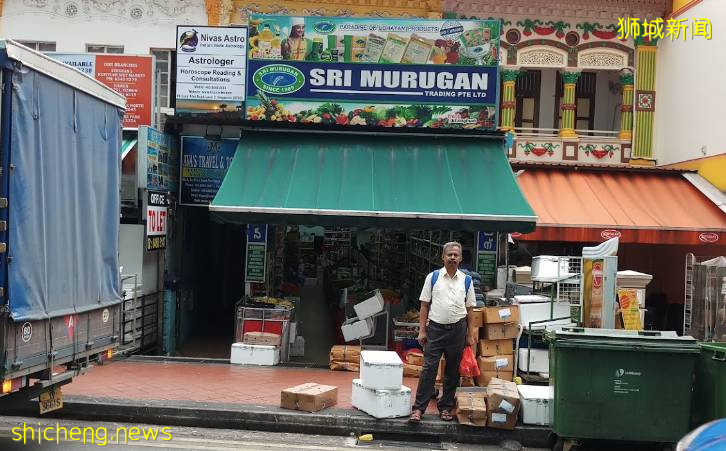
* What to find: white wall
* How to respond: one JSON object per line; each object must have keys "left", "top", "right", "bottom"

{"left": 1, "top": 0, "right": 207, "bottom": 53}
{"left": 654, "top": 0, "right": 726, "bottom": 165}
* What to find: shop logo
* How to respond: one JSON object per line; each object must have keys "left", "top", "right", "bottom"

{"left": 253, "top": 64, "right": 305, "bottom": 95}
{"left": 615, "top": 368, "right": 624, "bottom": 377}
{"left": 313, "top": 21, "right": 336, "bottom": 34}
{"left": 102, "top": 308, "right": 110, "bottom": 323}
{"left": 21, "top": 322, "right": 32, "bottom": 343}
{"left": 179, "top": 29, "right": 199, "bottom": 52}
{"left": 601, "top": 229, "right": 621, "bottom": 240}
{"left": 440, "top": 20, "right": 464, "bottom": 38}
{"left": 699, "top": 232, "right": 719, "bottom": 243}
{"left": 615, "top": 368, "right": 641, "bottom": 377}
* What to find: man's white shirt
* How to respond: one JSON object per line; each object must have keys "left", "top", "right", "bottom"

{"left": 419, "top": 268, "right": 476, "bottom": 324}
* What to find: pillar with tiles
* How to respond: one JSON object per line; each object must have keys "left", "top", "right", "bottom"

{"left": 559, "top": 71, "right": 581, "bottom": 138}
{"left": 618, "top": 71, "right": 634, "bottom": 141}
{"left": 631, "top": 39, "right": 658, "bottom": 162}
{"left": 499, "top": 68, "right": 520, "bottom": 133}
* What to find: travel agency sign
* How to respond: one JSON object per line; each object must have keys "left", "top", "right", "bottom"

{"left": 174, "top": 17, "right": 501, "bottom": 130}
{"left": 246, "top": 15, "right": 501, "bottom": 130}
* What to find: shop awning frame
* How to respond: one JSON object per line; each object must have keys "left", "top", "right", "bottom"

{"left": 210, "top": 132, "right": 537, "bottom": 232}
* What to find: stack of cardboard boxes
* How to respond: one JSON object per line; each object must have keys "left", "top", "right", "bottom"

{"left": 454, "top": 377, "right": 522, "bottom": 430}
{"left": 403, "top": 349, "right": 423, "bottom": 377}
{"left": 474, "top": 305, "right": 520, "bottom": 386}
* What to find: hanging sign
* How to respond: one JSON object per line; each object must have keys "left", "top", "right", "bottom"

{"left": 476, "top": 232, "right": 497, "bottom": 288}
{"left": 137, "top": 126, "right": 179, "bottom": 192}
{"left": 175, "top": 26, "right": 248, "bottom": 113}
{"left": 146, "top": 191, "right": 168, "bottom": 251}
{"left": 48, "top": 53, "right": 154, "bottom": 128}
{"left": 246, "top": 15, "right": 500, "bottom": 130}
{"left": 245, "top": 224, "right": 267, "bottom": 283}
{"left": 179, "top": 137, "right": 237, "bottom": 205}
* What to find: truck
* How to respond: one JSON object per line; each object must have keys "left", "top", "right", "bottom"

{"left": 0, "top": 39, "right": 126, "bottom": 413}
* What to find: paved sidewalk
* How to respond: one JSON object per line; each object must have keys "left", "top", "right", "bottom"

{"left": 10, "top": 357, "right": 551, "bottom": 448}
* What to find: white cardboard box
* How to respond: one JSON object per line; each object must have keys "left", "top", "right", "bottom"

{"left": 351, "top": 378, "right": 411, "bottom": 419}
{"left": 360, "top": 350, "right": 403, "bottom": 390}
{"left": 518, "top": 348, "right": 549, "bottom": 374}
{"left": 341, "top": 318, "right": 374, "bottom": 342}
{"left": 230, "top": 343, "right": 280, "bottom": 366}
{"left": 517, "top": 384, "right": 552, "bottom": 425}
{"left": 353, "top": 291, "right": 385, "bottom": 319}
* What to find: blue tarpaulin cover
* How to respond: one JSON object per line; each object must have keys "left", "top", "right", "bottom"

{"left": 7, "top": 65, "right": 122, "bottom": 320}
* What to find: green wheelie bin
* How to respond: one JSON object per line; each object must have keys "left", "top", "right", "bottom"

{"left": 548, "top": 328, "right": 699, "bottom": 444}
{"left": 692, "top": 342, "right": 726, "bottom": 427}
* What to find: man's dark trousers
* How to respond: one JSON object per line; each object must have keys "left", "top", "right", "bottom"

{"left": 413, "top": 319, "right": 467, "bottom": 413}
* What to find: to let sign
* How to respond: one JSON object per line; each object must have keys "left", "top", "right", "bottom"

{"left": 146, "top": 191, "right": 168, "bottom": 251}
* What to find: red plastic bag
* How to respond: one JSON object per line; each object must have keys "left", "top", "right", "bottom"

{"left": 459, "top": 346, "right": 480, "bottom": 378}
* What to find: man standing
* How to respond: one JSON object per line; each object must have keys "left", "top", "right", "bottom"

{"left": 409, "top": 241, "right": 477, "bottom": 423}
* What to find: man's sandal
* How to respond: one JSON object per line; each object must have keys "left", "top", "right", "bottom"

{"left": 408, "top": 409, "right": 423, "bottom": 423}
{"left": 439, "top": 410, "right": 454, "bottom": 421}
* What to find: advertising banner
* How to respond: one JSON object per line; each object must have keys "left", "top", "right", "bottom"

{"left": 176, "top": 26, "right": 249, "bottom": 113}
{"left": 49, "top": 53, "right": 154, "bottom": 128}
{"left": 179, "top": 137, "right": 237, "bottom": 206}
{"left": 246, "top": 15, "right": 500, "bottom": 130}
{"left": 137, "top": 126, "right": 179, "bottom": 193}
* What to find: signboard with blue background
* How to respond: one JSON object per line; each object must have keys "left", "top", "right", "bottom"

{"left": 179, "top": 137, "right": 238, "bottom": 205}
{"left": 246, "top": 15, "right": 500, "bottom": 130}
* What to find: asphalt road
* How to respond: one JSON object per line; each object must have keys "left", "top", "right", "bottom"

{"left": 0, "top": 416, "right": 546, "bottom": 451}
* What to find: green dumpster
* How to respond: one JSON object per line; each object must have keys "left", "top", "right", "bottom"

{"left": 692, "top": 342, "right": 726, "bottom": 427}
{"left": 548, "top": 328, "right": 699, "bottom": 443}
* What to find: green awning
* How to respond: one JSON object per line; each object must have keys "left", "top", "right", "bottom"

{"left": 210, "top": 133, "right": 536, "bottom": 232}
{"left": 120, "top": 138, "right": 137, "bottom": 160}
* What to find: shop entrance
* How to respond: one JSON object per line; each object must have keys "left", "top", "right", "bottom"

{"left": 175, "top": 207, "right": 244, "bottom": 358}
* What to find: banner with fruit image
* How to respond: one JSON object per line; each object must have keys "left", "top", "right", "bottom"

{"left": 246, "top": 15, "right": 500, "bottom": 130}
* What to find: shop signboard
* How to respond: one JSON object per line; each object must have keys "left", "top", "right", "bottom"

{"left": 476, "top": 232, "right": 497, "bottom": 288}
{"left": 245, "top": 224, "right": 267, "bottom": 283}
{"left": 48, "top": 53, "right": 154, "bottom": 128}
{"left": 246, "top": 15, "right": 500, "bottom": 130}
{"left": 179, "top": 137, "right": 237, "bottom": 206}
{"left": 146, "top": 191, "right": 168, "bottom": 251}
{"left": 175, "top": 26, "right": 248, "bottom": 113}
{"left": 137, "top": 126, "right": 179, "bottom": 193}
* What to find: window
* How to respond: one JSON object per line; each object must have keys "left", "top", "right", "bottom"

{"left": 515, "top": 70, "right": 541, "bottom": 129}
{"left": 17, "top": 41, "right": 56, "bottom": 52}
{"left": 151, "top": 49, "right": 173, "bottom": 108}
{"left": 86, "top": 45, "right": 124, "bottom": 54}
{"left": 554, "top": 71, "right": 596, "bottom": 132}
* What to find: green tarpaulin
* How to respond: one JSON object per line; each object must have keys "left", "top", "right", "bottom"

{"left": 210, "top": 133, "right": 536, "bottom": 232}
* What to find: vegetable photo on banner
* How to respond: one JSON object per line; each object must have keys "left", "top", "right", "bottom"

{"left": 459, "top": 346, "right": 480, "bottom": 377}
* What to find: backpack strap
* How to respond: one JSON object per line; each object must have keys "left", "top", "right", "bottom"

{"left": 465, "top": 274, "right": 472, "bottom": 295}
{"left": 430, "top": 270, "right": 439, "bottom": 298}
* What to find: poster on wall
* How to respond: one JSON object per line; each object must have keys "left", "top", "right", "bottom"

{"left": 245, "top": 224, "right": 267, "bottom": 283}
{"left": 49, "top": 53, "right": 154, "bottom": 128}
{"left": 137, "top": 126, "right": 179, "bottom": 193}
{"left": 179, "top": 137, "right": 237, "bottom": 206}
{"left": 476, "top": 232, "right": 497, "bottom": 288}
{"left": 175, "top": 25, "right": 248, "bottom": 113}
{"left": 246, "top": 15, "right": 500, "bottom": 130}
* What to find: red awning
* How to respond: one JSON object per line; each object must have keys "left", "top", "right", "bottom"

{"left": 514, "top": 168, "right": 726, "bottom": 245}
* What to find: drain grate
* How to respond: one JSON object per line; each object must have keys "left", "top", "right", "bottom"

{"left": 355, "top": 432, "right": 444, "bottom": 449}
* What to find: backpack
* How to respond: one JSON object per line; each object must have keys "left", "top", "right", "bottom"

{"left": 430, "top": 270, "right": 472, "bottom": 299}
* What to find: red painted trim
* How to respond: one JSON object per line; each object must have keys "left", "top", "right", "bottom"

{"left": 666, "top": 0, "right": 704, "bottom": 20}
{"left": 514, "top": 225, "right": 722, "bottom": 245}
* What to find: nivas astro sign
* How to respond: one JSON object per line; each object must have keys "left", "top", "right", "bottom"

{"left": 246, "top": 15, "right": 501, "bottom": 130}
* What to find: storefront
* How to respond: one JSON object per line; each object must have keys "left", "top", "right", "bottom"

{"left": 511, "top": 162, "right": 726, "bottom": 333}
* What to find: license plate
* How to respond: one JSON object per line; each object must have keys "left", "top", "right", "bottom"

{"left": 39, "top": 386, "right": 63, "bottom": 414}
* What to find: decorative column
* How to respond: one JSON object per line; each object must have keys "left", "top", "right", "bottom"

{"left": 499, "top": 68, "right": 520, "bottom": 133}
{"left": 618, "top": 71, "right": 634, "bottom": 141}
{"left": 631, "top": 38, "right": 658, "bottom": 162}
{"left": 559, "top": 71, "right": 581, "bottom": 138}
